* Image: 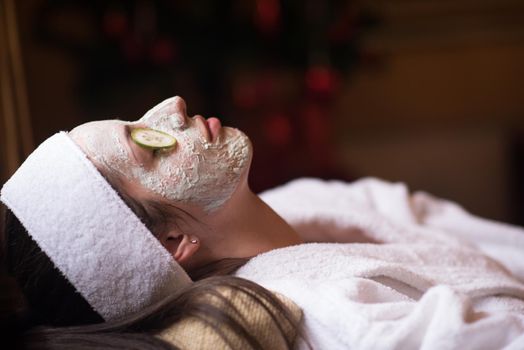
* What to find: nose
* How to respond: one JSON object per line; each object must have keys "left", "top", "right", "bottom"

{"left": 171, "top": 96, "right": 187, "bottom": 113}
{"left": 168, "top": 96, "right": 188, "bottom": 128}
{"left": 167, "top": 96, "right": 187, "bottom": 119}
{"left": 139, "top": 96, "right": 188, "bottom": 129}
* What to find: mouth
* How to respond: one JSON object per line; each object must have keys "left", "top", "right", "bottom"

{"left": 193, "top": 115, "right": 221, "bottom": 142}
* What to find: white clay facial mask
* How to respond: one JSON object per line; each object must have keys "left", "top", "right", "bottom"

{"left": 70, "top": 96, "right": 252, "bottom": 213}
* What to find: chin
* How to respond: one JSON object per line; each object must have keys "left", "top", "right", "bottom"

{"left": 238, "top": 129, "right": 254, "bottom": 170}
{"left": 240, "top": 140, "right": 254, "bottom": 184}
{"left": 229, "top": 129, "right": 253, "bottom": 192}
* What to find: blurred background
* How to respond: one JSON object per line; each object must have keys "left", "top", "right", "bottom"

{"left": 2, "top": 0, "right": 524, "bottom": 225}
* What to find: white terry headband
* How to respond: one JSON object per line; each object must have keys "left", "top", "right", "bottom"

{"left": 1, "top": 132, "right": 192, "bottom": 321}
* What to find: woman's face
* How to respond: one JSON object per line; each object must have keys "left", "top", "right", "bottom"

{"left": 70, "top": 96, "right": 253, "bottom": 213}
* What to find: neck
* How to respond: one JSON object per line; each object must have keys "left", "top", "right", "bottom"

{"left": 203, "top": 182, "right": 303, "bottom": 262}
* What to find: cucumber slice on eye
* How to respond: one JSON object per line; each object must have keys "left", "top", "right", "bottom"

{"left": 131, "top": 128, "right": 177, "bottom": 150}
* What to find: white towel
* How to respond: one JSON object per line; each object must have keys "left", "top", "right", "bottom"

{"left": 1, "top": 132, "right": 191, "bottom": 321}
{"left": 235, "top": 177, "right": 524, "bottom": 349}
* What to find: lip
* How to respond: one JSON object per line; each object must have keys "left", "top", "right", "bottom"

{"left": 193, "top": 115, "right": 211, "bottom": 141}
{"left": 206, "top": 117, "right": 222, "bottom": 142}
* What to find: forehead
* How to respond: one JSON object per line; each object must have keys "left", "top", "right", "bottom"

{"left": 70, "top": 119, "right": 129, "bottom": 144}
{"left": 70, "top": 119, "right": 127, "bottom": 137}
{"left": 69, "top": 119, "right": 130, "bottom": 158}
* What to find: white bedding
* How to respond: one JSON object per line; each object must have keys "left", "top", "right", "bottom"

{"left": 235, "top": 177, "right": 524, "bottom": 349}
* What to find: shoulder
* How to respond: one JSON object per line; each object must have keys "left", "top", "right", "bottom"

{"left": 259, "top": 176, "right": 406, "bottom": 213}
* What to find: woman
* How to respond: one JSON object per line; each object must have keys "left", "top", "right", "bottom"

{"left": 3, "top": 96, "right": 524, "bottom": 349}
{"left": 1, "top": 96, "right": 303, "bottom": 349}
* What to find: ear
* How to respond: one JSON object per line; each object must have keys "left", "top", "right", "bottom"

{"left": 163, "top": 231, "right": 200, "bottom": 264}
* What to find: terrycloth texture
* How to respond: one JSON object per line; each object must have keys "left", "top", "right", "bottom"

{"left": 158, "top": 288, "right": 302, "bottom": 349}
{"left": 235, "top": 177, "right": 524, "bottom": 349}
{"left": 0, "top": 132, "right": 191, "bottom": 321}
{"left": 260, "top": 177, "right": 524, "bottom": 281}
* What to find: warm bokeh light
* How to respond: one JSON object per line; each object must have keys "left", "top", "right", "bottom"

{"left": 2, "top": 0, "right": 524, "bottom": 224}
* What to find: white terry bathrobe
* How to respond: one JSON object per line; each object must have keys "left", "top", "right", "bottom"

{"left": 235, "top": 178, "right": 524, "bottom": 350}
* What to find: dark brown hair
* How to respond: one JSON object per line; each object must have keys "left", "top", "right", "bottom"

{"left": 21, "top": 275, "right": 299, "bottom": 350}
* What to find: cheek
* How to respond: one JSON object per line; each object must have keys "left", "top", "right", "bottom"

{"left": 177, "top": 132, "right": 251, "bottom": 211}
{"left": 133, "top": 146, "right": 202, "bottom": 205}
{"left": 134, "top": 129, "right": 251, "bottom": 212}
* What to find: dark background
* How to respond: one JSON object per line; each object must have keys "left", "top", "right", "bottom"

{"left": 8, "top": 0, "right": 524, "bottom": 225}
